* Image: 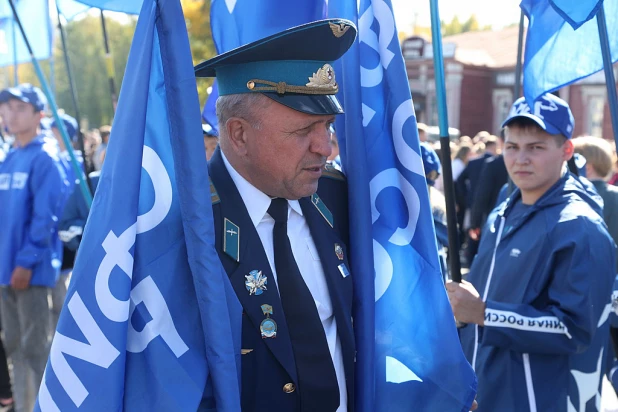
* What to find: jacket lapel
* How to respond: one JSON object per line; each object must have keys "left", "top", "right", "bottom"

{"left": 208, "top": 148, "right": 298, "bottom": 383}
{"left": 299, "top": 196, "right": 355, "bottom": 391}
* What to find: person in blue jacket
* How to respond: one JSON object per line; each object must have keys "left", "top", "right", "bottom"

{"left": 0, "top": 84, "right": 70, "bottom": 412}
{"left": 446, "top": 93, "right": 616, "bottom": 412}
{"left": 50, "top": 113, "right": 90, "bottom": 330}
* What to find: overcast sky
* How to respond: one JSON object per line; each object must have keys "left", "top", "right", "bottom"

{"left": 391, "top": 0, "right": 522, "bottom": 33}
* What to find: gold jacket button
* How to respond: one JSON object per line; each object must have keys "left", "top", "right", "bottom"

{"left": 283, "top": 383, "right": 296, "bottom": 393}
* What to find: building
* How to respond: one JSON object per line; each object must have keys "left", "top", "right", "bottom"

{"left": 403, "top": 27, "right": 617, "bottom": 140}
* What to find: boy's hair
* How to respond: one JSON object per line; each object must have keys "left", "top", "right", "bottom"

{"left": 572, "top": 136, "right": 614, "bottom": 178}
{"left": 505, "top": 117, "right": 566, "bottom": 147}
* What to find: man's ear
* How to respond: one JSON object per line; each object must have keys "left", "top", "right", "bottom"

{"left": 563, "top": 139, "right": 574, "bottom": 161}
{"left": 225, "top": 117, "right": 251, "bottom": 156}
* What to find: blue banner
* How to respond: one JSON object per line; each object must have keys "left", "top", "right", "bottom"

{"left": 522, "top": 0, "right": 618, "bottom": 104}
{"left": 36, "top": 0, "right": 241, "bottom": 410}
{"left": 69, "top": 0, "right": 143, "bottom": 14}
{"left": 56, "top": 0, "right": 91, "bottom": 21}
{"left": 0, "top": 0, "right": 52, "bottom": 67}
{"left": 205, "top": 0, "right": 326, "bottom": 128}
{"left": 327, "top": 0, "right": 477, "bottom": 410}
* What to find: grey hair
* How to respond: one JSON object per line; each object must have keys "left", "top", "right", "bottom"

{"left": 216, "top": 93, "right": 271, "bottom": 135}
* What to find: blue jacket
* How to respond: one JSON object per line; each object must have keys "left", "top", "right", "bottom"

{"left": 460, "top": 172, "right": 616, "bottom": 412}
{"left": 0, "top": 136, "right": 70, "bottom": 287}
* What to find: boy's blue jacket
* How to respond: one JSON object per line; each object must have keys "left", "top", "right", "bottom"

{"left": 460, "top": 172, "right": 616, "bottom": 412}
{"left": 0, "top": 136, "right": 70, "bottom": 287}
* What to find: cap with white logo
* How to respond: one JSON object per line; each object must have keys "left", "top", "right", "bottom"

{"left": 502, "top": 93, "right": 574, "bottom": 139}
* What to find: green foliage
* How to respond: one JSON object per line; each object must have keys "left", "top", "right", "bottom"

{"left": 441, "top": 14, "right": 491, "bottom": 37}
{"left": 7, "top": 0, "right": 216, "bottom": 129}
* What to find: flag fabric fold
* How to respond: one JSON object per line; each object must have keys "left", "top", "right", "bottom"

{"left": 36, "top": 0, "right": 240, "bottom": 410}
{"left": 327, "top": 0, "right": 477, "bottom": 410}
{"left": 522, "top": 0, "right": 618, "bottom": 104}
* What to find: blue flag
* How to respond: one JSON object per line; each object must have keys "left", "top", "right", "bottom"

{"left": 327, "top": 1, "right": 477, "bottom": 410}
{"left": 70, "top": 0, "right": 143, "bottom": 14}
{"left": 204, "top": 0, "right": 326, "bottom": 128}
{"left": 36, "top": 0, "right": 241, "bottom": 410}
{"left": 522, "top": 0, "right": 618, "bottom": 104}
{"left": 0, "top": 0, "right": 52, "bottom": 67}
{"left": 202, "top": 81, "right": 219, "bottom": 135}
{"left": 56, "top": 0, "right": 91, "bottom": 21}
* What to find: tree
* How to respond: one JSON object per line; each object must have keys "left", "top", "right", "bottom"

{"left": 5, "top": 1, "right": 216, "bottom": 128}
{"left": 441, "top": 14, "right": 491, "bottom": 37}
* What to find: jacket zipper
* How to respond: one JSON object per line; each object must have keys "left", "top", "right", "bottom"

{"left": 471, "top": 216, "right": 505, "bottom": 371}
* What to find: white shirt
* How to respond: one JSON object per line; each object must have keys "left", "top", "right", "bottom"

{"left": 222, "top": 152, "right": 347, "bottom": 411}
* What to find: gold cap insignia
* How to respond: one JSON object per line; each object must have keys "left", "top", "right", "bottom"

{"left": 329, "top": 22, "right": 351, "bottom": 38}
{"left": 306, "top": 64, "right": 337, "bottom": 89}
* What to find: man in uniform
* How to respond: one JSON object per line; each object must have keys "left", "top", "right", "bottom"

{"left": 195, "top": 20, "right": 356, "bottom": 411}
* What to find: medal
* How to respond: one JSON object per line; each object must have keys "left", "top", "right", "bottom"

{"left": 260, "top": 304, "right": 277, "bottom": 338}
{"left": 335, "top": 243, "right": 344, "bottom": 260}
{"left": 245, "top": 270, "right": 267, "bottom": 295}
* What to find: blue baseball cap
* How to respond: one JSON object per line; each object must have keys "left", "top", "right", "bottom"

{"left": 194, "top": 19, "right": 357, "bottom": 116}
{"left": 420, "top": 142, "right": 442, "bottom": 186}
{"left": 0, "top": 83, "right": 47, "bottom": 112}
{"left": 502, "top": 93, "right": 574, "bottom": 139}
{"left": 202, "top": 123, "right": 218, "bottom": 137}
{"left": 51, "top": 113, "right": 78, "bottom": 142}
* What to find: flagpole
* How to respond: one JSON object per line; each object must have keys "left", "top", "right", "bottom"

{"left": 100, "top": 10, "right": 117, "bottom": 117}
{"left": 56, "top": 3, "right": 92, "bottom": 194}
{"left": 11, "top": 20, "right": 18, "bottom": 85}
{"left": 596, "top": 4, "right": 618, "bottom": 149}
{"left": 514, "top": 10, "right": 524, "bottom": 101}
{"left": 8, "top": 0, "right": 92, "bottom": 208}
{"left": 429, "top": 0, "right": 462, "bottom": 283}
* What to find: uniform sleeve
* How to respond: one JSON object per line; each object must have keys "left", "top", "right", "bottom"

{"left": 58, "top": 184, "right": 89, "bottom": 251}
{"left": 481, "top": 217, "right": 615, "bottom": 355}
{"left": 14, "top": 154, "right": 70, "bottom": 268}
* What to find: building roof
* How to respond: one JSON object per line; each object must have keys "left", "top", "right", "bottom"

{"left": 444, "top": 25, "right": 525, "bottom": 68}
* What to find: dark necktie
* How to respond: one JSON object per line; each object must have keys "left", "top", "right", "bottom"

{"left": 268, "top": 198, "right": 340, "bottom": 412}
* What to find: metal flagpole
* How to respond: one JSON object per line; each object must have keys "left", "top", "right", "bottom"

{"left": 56, "top": 3, "right": 92, "bottom": 193}
{"left": 12, "top": 19, "right": 18, "bottom": 85}
{"left": 597, "top": 3, "right": 618, "bottom": 149}
{"left": 8, "top": 0, "right": 92, "bottom": 208}
{"left": 429, "top": 0, "right": 462, "bottom": 283}
{"left": 514, "top": 10, "right": 525, "bottom": 101}
{"left": 100, "top": 10, "right": 117, "bottom": 117}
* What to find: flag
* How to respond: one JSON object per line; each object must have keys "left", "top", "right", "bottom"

{"left": 56, "top": 0, "right": 91, "bottom": 21}
{"left": 327, "top": 0, "right": 478, "bottom": 410}
{"left": 204, "top": 0, "right": 326, "bottom": 129}
{"left": 36, "top": 0, "right": 241, "bottom": 410}
{"left": 202, "top": 81, "right": 219, "bottom": 134}
{"left": 67, "top": 0, "right": 143, "bottom": 14}
{"left": 0, "top": 0, "right": 52, "bottom": 67}
{"left": 522, "top": 0, "right": 618, "bottom": 104}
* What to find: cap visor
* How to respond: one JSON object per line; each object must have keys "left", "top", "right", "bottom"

{"left": 0, "top": 89, "right": 26, "bottom": 104}
{"left": 501, "top": 114, "right": 561, "bottom": 135}
{"left": 262, "top": 93, "right": 343, "bottom": 115}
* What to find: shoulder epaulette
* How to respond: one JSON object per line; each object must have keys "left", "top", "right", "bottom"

{"left": 210, "top": 177, "right": 220, "bottom": 204}
{"left": 322, "top": 163, "right": 345, "bottom": 181}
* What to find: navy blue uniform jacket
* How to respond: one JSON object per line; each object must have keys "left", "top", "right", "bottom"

{"left": 208, "top": 148, "right": 355, "bottom": 412}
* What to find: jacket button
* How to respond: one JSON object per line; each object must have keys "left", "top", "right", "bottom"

{"left": 283, "top": 383, "right": 296, "bottom": 393}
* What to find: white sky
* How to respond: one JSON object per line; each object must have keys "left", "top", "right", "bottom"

{"left": 391, "top": 0, "right": 522, "bottom": 33}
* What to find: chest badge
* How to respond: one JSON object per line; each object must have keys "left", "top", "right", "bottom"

{"left": 335, "top": 243, "right": 344, "bottom": 260}
{"left": 260, "top": 304, "right": 277, "bottom": 339}
{"left": 245, "top": 270, "right": 267, "bottom": 296}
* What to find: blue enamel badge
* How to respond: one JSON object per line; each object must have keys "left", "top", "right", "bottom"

{"left": 245, "top": 270, "right": 267, "bottom": 295}
{"left": 260, "top": 304, "right": 277, "bottom": 338}
{"left": 311, "top": 193, "right": 333, "bottom": 228}
{"left": 224, "top": 218, "right": 240, "bottom": 262}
